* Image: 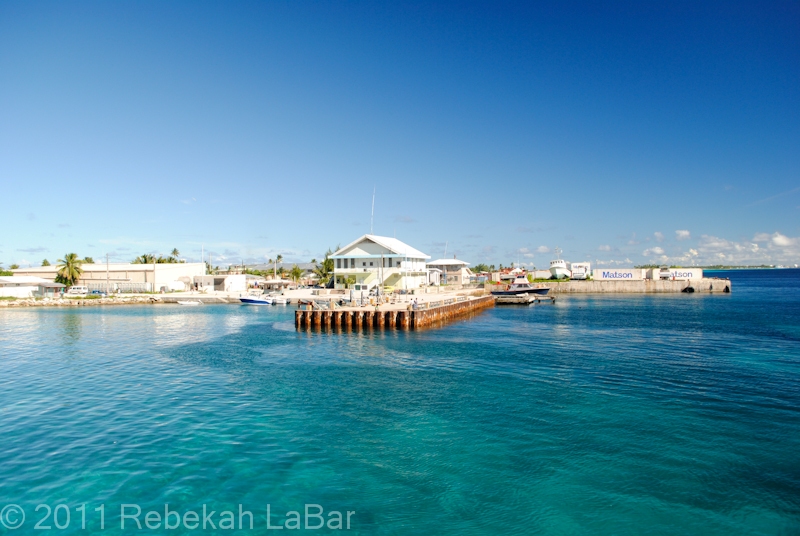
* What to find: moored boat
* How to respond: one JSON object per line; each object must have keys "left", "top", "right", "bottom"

{"left": 240, "top": 291, "right": 274, "bottom": 305}
{"left": 491, "top": 275, "right": 549, "bottom": 296}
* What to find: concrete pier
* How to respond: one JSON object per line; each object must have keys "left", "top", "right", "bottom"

{"left": 524, "top": 278, "right": 731, "bottom": 294}
{"left": 295, "top": 295, "right": 495, "bottom": 332}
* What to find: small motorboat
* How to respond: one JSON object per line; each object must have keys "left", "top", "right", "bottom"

{"left": 272, "top": 297, "right": 288, "bottom": 305}
{"left": 240, "top": 295, "right": 274, "bottom": 305}
{"left": 491, "top": 275, "right": 550, "bottom": 296}
{"left": 177, "top": 300, "right": 202, "bottom": 306}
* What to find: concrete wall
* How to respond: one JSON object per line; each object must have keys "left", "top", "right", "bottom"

{"left": 0, "top": 285, "right": 36, "bottom": 298}
{"left": 545, "top": 278, "right": 730, "bottom": 293}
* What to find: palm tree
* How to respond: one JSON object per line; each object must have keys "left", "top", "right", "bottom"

{"left": 10, "top": 264, "right": 20, "bottom": 270}
{"left": 83, "top": 256, "right": 94, "bottom": 264}
{"left": 171, "top": 248, "right": 180, "bottom": 261}
{"left": 133, "top": 254, "right": 156, "bottom": 264}
{"left": 274, "top": 254, "right": 283, "bottom": 279}
{"left": 313, "top": 248, "right": 335, "bottom": 286}
{"left": 56, "top": 253, "right": 83, "bottom": 286}
{"left": 42, "top": 259, "right": 51, "bottom": 266}
{"left": 290, "top": 264, "right": 303, "bottom": 286}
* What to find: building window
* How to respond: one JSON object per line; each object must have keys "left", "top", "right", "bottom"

{"left": 369, "top": 262, "right": 373, "bottom": 266}
{"left": 350, "top": 258, "right": 355, "bottom": 268}
{"left": 336, "top": 259, "right": 341, "bottom": 269}
{"left": 362, "top": 262, "right": 366, "bottom": 267}
{"left": 389, "top": 258, "right": 392, "bottom": 267}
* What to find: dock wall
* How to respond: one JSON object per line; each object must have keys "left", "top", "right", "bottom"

{"left": 295, "top": 295, "right": 496, "bottom": 331}
{"left": 544, "top": 278, "right": 730, "bottom": 294}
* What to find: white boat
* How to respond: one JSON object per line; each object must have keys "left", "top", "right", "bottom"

{"left": 240, "top": 291, "right": 273, "bottom": 305}
{"left": 177, "top": 300, "right": 201, "bottom": 306}
{"left": 491, "top": 275, "right": 549, "bottom": 296}
{"left": 271, "top": 297, "right": 288, "bottom": 305}
{"left": 549, "top": 248, "right": 571, "bottom": 279}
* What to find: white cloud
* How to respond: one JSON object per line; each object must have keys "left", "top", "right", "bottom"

{"left": 654, "top": 232, "right": 664, "bottom": 242}
{"left": 643, "top": 247, "right": 665, "bottom": 256}
{"left": 648, "top": 233, "right": 800, "bottom": 265}
{"left": 598, "top": 245, "right": 611, "bottom": 251}
{"left": 536, "top": 246, "right": 550, "bottom": 253}
{"left": 595, "top": 258, "right": 634, "bottom": 266}
{"left": 771, "top": 233, "right": 796, "bottom": 247}
{"left": 675, "top": 230, "right": 691, "bottom": 241}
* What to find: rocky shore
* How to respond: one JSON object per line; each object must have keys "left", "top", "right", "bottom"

{"left": 0, "top": 296, "right": 164, "bottom": 308}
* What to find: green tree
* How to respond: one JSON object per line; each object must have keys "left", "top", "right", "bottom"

{"left": 313, "top": 248, "right": 335, "bottom": 286}
{"left": 472, "top": 263, "right": 489, "bottom": 273}
{"left": 290, "top": 264, "right": 303, "bottom": 285}
{"left": 42, "top": 259, "right": 51, "bottom": 266}
{"left": 83, "top": 257, "right": 94, "bottom": 264}
{"left": 274, "top": 254, "right": 283, "bottom": 279}
{"left": 55, "top": 253, "right": 83, "bottom": 286}
{"left": 134, "top": 254, "right": 156, "bottom": 264}
{"left": 205, "top": 261, "right": 213, "bottom": 275}
{"left": 170, "top": 248, "right": 180, "bottom": 261}
{"left": 277, "top": 266, "right": 287, "bottom": 278}
{"left": 10, "top": 263, "right": 20, "bottom": 269}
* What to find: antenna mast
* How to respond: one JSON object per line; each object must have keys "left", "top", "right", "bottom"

{"left": 370, "top": 186, "right": 375, "bottom": 234}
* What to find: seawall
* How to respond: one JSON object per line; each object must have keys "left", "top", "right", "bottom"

{"left": 543, "top": 278, "right": 731, "bottom": 294}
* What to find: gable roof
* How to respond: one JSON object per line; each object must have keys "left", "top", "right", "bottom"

{"left": 332, "top": 234, "right": 429, "bottom": 259}
{"left": 427, "top": 259, "right": 471, "bottom": 266}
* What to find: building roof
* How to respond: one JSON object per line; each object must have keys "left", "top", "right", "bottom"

{"left": 332, "top": 234, "right": 430, "bottom": 259}
{"left": 12, "top": 263, "right": 205, "bottom": 272}
{"left": 0, "top": 276, "right": 54, "bottom": 285}
{"left": 427, "top": 259, "right": 471, "bottom": 266}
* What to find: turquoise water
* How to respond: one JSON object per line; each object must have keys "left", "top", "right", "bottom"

{"left": 1, "top": 270, "right": 799, "bottom": 534}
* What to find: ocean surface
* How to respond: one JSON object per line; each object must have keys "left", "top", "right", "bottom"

{"left": 1, "top": 269, "right": 798, "bottom": 535}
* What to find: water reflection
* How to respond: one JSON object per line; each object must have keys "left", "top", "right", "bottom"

{"left": 60, "top": 312, "right": 82, "bottom": 344}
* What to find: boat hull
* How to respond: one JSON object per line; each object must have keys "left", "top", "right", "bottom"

{"left": 491, "top": 288, "right": 549, "bottom": 296}
{"left": 549, "top": 266, "right": 570, "bottom": 279}
{"left": 240, "top": 297, "right": 273, "bottom": 305}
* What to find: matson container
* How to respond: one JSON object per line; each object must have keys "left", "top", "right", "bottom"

{"left": 592, "top": 268, "right": 645, "bottom": 281}
{"left": 668, "top": 268, "right": 703, "bottom": 280}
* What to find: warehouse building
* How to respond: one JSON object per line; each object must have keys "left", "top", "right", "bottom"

{"left": 11, "top": 263, "right": 206, "bottom": 293}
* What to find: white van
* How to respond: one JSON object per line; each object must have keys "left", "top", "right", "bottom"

{"left": 65, "top": 285, "right": 88, "bottom": 297}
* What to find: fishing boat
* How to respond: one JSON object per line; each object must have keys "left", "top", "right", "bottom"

{"left": 549, "top": 247, "right": 570, "bottom": 279}
{"left": 177, "top": 300, "right": 201, "bottom": 306}
{"left": 491, "top": 275, "right": 550, "bottom": 296}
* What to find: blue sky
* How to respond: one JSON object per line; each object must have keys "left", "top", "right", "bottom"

{"left": 2, "top": 1, "right": 798, "bottom": 268}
